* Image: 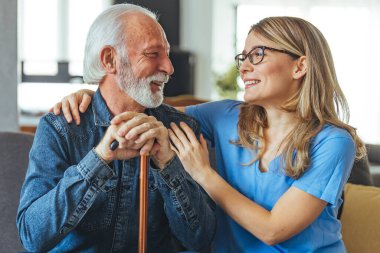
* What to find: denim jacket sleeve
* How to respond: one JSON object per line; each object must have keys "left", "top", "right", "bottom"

{"left": 149, "top": 104, "right": 217, "bottom": 251}
{"left": 151, "top": 157, "right": 216, "bottom": 251}
{"left": 16, "top": 115, "right": 114, "bottom": 252}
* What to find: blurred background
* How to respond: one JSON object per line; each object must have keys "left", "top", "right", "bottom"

{"left": 1, "top": 0, "right": 380, "bottom": 145}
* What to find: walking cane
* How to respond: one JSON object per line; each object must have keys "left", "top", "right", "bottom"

{"left": 110, "top": 141, "right": 148, "bottom": 252}
{"left": 139, "top": 154, "right": 148, "bottom": 253}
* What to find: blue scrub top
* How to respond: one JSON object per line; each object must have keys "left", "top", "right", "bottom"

{"left": 186, "top": 100, "right": 355, "bottom": 253}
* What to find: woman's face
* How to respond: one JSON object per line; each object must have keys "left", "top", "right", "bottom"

{"left": 239, "top": 32, "right": 301, "bottom": 108}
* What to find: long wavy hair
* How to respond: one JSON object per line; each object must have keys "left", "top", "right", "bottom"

{"left": 237, "top": 16, "right": 366, "bottom": 179}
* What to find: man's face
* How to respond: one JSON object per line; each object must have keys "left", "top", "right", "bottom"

{"left": 116, "top": 14, "right": 174, "bottom": 108}
{"left": 116, "top": 54, "right": 169, "bottom": 108}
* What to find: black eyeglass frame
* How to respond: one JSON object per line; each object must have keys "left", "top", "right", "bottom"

{"left": 234, "top": 46, "right": 299, "bottom": 69}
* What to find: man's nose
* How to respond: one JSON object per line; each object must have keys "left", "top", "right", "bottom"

{"left": 160, "top": 54, "right": 174, "bottom": 76}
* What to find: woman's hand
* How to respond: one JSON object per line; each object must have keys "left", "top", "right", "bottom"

{"left": 50, "top": 89, "right": 95, "bottom": 125}
{"left": 169, "top": 122, "right": 213, "bottom": 183}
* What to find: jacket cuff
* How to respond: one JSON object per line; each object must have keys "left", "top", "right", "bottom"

{"left": 151, "top": 156, "right": 185, "bottom": 190}
{"left": 76, "top": 149, "right": 115, "bottom": 189}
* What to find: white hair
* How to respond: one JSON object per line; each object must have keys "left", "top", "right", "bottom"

{"left": 83, "top": 4, "right": 157, "bottom": 84}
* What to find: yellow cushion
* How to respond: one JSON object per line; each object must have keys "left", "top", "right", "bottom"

{"left": 341, "top": 183, "right": 380, "bottom": 253}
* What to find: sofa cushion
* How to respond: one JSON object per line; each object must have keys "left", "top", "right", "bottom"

{"left": 0, "top": 132, "right": 34, "bottom": 252}
{"left": 367, "top": 144, "right": 380, "bottom": 164}
{"left": 341, "top": 183, "right": 380, "bottom": 252}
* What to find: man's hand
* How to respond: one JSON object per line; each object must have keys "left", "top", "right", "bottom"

{"left": 95, "top": 112, "right": 161, "bottom": 162}
{"left": 50, "top": 90, "right": 175, "bottom": 167}
{"left": 112, "top": 112, "right": 175, "bottom": 169}
{"left": 95, "top": 123, "right": 141, "bottom": 163}
{"left": 50, "top": 89, "right": 95, "bottom": 125}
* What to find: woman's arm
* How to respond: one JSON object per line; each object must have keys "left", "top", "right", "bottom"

{"left": 169, "top": 122, "right": 327, "bottom": 245}
{"left": 50, "top": 89, "right": 95, "bottom": 125}
{"left": 51, "top": 89, "right": 186, "bottom": 121}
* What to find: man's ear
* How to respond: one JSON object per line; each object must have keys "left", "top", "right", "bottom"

{"left": 293, "top": 56, "right": 307, "bottom": 80}
{"left": 100, "top": 46, "right": 117, "bottom": 74}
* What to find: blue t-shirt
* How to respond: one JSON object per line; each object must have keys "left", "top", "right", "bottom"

{"left": 186, "top": 100, "right": 355, "bottom": 253}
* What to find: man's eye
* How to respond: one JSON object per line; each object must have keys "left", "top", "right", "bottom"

{"left": 144, "top": 52, "right": 159, "bottom": 58}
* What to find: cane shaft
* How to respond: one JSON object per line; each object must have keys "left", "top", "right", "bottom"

{"left": 138, "top": 155, "right": 148, "bottom": 253}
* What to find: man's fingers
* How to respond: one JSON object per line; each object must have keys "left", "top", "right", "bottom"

{"left": 117, "top": 115, "right": 157, "bottom": 137}
{"left": 79, "top": 93, "right": 92, "bottom": 113}
{"left": 111, "top": 112, "right": 138, "bottom": 125}
{"left": 150, "top": 142, "right": 161, "bottom": 155}
{"left": 118, "top": 149, "right": 140, "bottom": 159}
{"left": 124, "top": 122, "right": 154, "bottom": 140}
{"left": 140, "top": 139, "right": 155, "bottom": 155}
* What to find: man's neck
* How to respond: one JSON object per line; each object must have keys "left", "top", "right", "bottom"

{"left": 99, "top": 81, "right": 146, "bottom": 115}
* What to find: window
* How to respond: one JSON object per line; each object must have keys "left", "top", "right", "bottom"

{"left": 20, "top": 0, "right": 112, "bottom": 80}
{"left": 234, "top": 1, "right": 380, "bottom": 144}
{"left": 19, "top": 0, "right": 111, "bottom": 122}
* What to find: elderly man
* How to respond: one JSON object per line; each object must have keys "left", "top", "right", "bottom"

{"left": 17, "top": 4, "right": 215, "bottom": 252}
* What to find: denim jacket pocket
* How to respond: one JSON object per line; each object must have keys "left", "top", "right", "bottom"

{"left": 78, "top": 177, "right": 118, "bottom": 232}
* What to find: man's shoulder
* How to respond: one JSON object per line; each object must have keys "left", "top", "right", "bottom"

{"left": 40, "top": 106, "right": 96, "bottom": 139}
{"left": 150, "top": 103, "right": 199, "bottom": 131}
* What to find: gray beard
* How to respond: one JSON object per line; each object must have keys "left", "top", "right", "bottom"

{"left": 116, "top": 61, "right": 169, "bottom": 108}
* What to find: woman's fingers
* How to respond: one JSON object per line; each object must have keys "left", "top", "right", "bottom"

{"left": 170, "top": 122, "right": 190, "bottom": 144}
{"left": 168, "top": 129, "right": 185, "bottom": 153}
{"left": 51, "top": 102, "right": 62, "bottom": 114}
{"left": 170, "top": 142, "right": 179, "bottom": 155}
{"left": 200, "top": 134, "right": 209, "bottom": 150}
{"left": 68, "top": 96, "right": 81, "bottom": 125}
{"left": 178, "top": 122, "right": 199, "bottom": 146}
{"left": 80, "top": 93, "right": 92, "bottom": 113}
{"left": 61, "top": 99, "right": 73, "bottom": 123}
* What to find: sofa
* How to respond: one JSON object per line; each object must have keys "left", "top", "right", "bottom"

{"left": 0, "top": 131, "right": 34, "bottom": 252}
{"left": 1, "top": 124, "right": 379, "bottom": 252}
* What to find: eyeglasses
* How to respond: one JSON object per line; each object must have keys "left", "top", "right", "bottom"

{"left": 234, "top": 46, "right": 299, "bottom": 69}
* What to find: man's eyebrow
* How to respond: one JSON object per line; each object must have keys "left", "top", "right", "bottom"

{"left": 143, "top": 44, "right": 169, "bottom": 51}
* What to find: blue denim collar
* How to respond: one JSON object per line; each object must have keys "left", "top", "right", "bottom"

{"left": 92, "top": 89, "right": 114, "bottom": 127}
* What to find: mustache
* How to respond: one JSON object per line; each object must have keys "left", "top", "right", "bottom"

{"left": 145, "top": 73, "right": 170, "bottom": 84}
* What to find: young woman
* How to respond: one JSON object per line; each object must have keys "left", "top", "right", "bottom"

{"left": 53, "top": 16, "right": 365, "bottom": 252}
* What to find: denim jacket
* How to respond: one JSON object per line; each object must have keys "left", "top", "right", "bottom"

{"left": 17, "top": 89, "right": 216, "bottom": 253}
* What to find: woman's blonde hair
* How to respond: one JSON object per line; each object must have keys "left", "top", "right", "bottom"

{"left": 237, "top": 16, "right": 366, "bottom": 179}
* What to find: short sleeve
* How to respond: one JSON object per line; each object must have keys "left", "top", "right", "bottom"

{"left": 185, "top": 100, "right": 241, "bottom": 146}
{"left": 292, "top": 136, "right": 356, "bottom": 208}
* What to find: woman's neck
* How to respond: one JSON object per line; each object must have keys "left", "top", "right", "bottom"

{"left": 261, "top": 108, "right": 297, "bottom": 154}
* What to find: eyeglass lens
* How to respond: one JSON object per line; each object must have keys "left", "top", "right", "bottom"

{"left": 236, "top": 47, "right": 264, "bottom": 69}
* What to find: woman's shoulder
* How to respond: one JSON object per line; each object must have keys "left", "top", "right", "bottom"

{"left": 311, "top": 124, "right": 355, "bottom": 151}
{"left": 191, "top": 99, "right": 242, "bottom": 113}
{"left": 318, "top": 124, "right": 353, "bottom": 139}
